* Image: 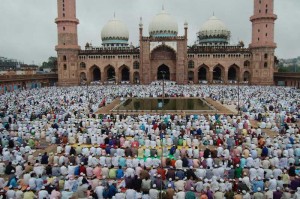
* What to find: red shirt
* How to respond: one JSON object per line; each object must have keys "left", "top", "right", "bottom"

{"left": 79, "top": 165, "right": 86, "bottom": 175}
{"left": 157, "top": 168, "right": 166, "bottom": 180}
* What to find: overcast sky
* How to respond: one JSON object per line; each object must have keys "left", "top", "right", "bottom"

{"left": 0, "top": 0, "right": 299, "bottom": 65}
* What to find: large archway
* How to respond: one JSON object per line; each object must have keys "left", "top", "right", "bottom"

{"left": 198, "top": 65, "right": 208, "bottom": 81}
{"left": 228, "top": 67, "right": 237, "bottom": 81}
{"left": 157, "top": 64, "right": 170, "bottom": 80}
{"left": 213, "top": 65, "right": 224, "bottom": 81}
{"left": 92, "top": 67, "right": 101, "bottom": 81}
{"left": 121, "top": 67, "right": 130, "bottom": 81}
{"left": 106, "top": 66, "right": 116, "bottom": 81}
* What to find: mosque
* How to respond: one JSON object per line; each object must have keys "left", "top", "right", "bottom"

{"left": 55, "top": 0, "right": 277, "bottom": 86}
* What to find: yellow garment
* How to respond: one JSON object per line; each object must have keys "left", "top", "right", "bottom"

{"left": 23, "top": 191, "right": 35, "bottom": 199}
{"left": 282, "top": 173, "right": 290, "bottom": 184}
{"left": 256, "top": 148, "right": 262, "bottom": 157}
{"left": 182, "top": 140, "right": 187, "bottom": 147}
{"left": 138, "top": 148, "right": 144, "bottom": 158}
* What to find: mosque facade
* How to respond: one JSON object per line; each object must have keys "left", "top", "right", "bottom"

{"left": 55, "top": 0, "right": 277, "bottom": 86}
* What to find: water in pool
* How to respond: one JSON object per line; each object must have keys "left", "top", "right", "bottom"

{"left": 115, "top": 98, "right": 213, "bottom": 111}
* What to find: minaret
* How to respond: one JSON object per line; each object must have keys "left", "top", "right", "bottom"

{"left": 55, "top": 0, "right": 80, "bottom": 86}
{"left": 249, "top": 0, "right": 277, "bottom": 85}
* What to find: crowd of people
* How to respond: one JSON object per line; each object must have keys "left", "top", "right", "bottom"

{"left": 0, "top": 84, "right": 299, "bottom": 199}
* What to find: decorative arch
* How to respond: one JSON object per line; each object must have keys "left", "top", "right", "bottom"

{"left": 157, "top": 64, "right": 170, "bottom": 80}
{"left": 119, "top": 65, "right": 130, "bottom": 81}
{"left": 89, "top": 65, "right": 101, "bottom": 81}
{"left": 104, "top": 65, "right": 116, "bottom": 81}
{"left": 151, "top": 45, "right": 176, "bottom": 60}
{"left": 151, "top": 44, "right": 177, "bottom": 55}
{"left": 198, "top": 64, "right": 209, "bottom": 81}
{"left": 213, "top": 64, "right": 225, "bottom": 81}
{"left": 228, "top": 64, "right": 240, "bottom": 81}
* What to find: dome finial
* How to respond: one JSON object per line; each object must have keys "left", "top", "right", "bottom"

{"left": 114, "top": 12, "right": 116, "bottom": 18}
{"left": 139, "top": 17, "right": 143, "bottom": 28}
{"left": 213, "top": 11, "right": 214, "bottom": 16}
{"left": 162, "top": 4, "right": 164, "bottom": 11}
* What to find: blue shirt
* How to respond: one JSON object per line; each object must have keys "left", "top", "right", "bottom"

{"left": 35, "top": 178, "right": 44, "bottom": 190}
{"left": 119, "top": 157, "right": 126, "bottom": 167}
{"left": 240, "top": 158, "right": 246, "bottom": 168}
{"left": 252, "top": 180, "right": 264, "bottom": 192}
{"left": 8, "top": 178, "right": 18, "bottom": 188}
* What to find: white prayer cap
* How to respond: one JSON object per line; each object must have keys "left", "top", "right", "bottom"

{"left": 257, "top": 187, "right": 261, "bottom": 191}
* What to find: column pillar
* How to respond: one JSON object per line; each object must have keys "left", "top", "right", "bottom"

{"left": 224, "top": 69, "right": 228, "bottom": 84}
{"left": 208, "top": 70, "right": 213, "bottom": 84}
{"left": 101, "top": 70, "right": 105, "bottom": 84}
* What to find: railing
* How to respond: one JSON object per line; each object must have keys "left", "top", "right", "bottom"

{"left": 0, "top": 73, "right": 58, "bottom": 82}
{"left": 79, "top": 48, "right": 140, "bottom": 55}
{"left": 188, "top": 45, "right": 251, "bottom": 53}
{"left": 274, "top": 72, "right": 300, "bottom": 78}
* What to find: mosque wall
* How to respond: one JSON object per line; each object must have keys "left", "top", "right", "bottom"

{"left": 78, "top": 57, "right": 140, "bottom": 83}
{"left": 55, "top": 0, "right": 277, "bottom": 86}
{"left": 187, "top": 55, "right": 252, "bottom": 84}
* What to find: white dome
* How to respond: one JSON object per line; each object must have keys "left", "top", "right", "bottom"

{"left": 149, "top": 10, "right": 178, "bottom": 37}
{"left": 101, "top": 18, "right": 129, "bottom": 44}
{"left": 199, "top": 16, "right": 230, "bottom": 36}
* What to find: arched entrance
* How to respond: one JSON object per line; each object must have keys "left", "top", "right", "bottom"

{"left": 213, "top": 65, "right": 223, "bottom": 81}
{"left": 243, "top": 71, "right": 251, "bottom": 82}
{"left": 188, "top": 71, "right": 194, "bottom": 82}
{"left": 106, "top": 66, "right": 115, "bottom": 81}
{"left": 133, "top": 72, "right": 140, "bottom": 84}
{"left": 228, "top": 67, "right": 237, "bottom": 81}
{"left": 198, "top": 65, "right": 208, "bottom": 81}
{"left": 92, "top": 68, "right": 101, "bottom": 81}
{"left": 121, "top": 66, "right": 130, "bottom": 81}
{"left": 157, "top": 64, "right": 170, "bottom": 80}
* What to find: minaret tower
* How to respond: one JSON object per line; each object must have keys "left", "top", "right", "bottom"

{"left": 250, "top": 0, "right": 277, "bottom": 85}
{"left": 55, "top": 0, "right": 80, "bottom": 86}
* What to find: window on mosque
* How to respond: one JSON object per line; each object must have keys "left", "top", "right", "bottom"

{"left": 80, "top": 62, "right": 86, "bottom": 69}
{"left": 264, "top": 53, "right": 268, "bottom": 59}
{"left": 133, "top": 61, "right": 140, "bottom": 69}
{"left": 63, "top": 55, "right": 67, "bottom": 61}
{"left": 188, "top": 60, "right": 195, "bottom": 69}
{"left": 63, "top": 64, "right": 67, "bottom": 70}
{"left": 244, "top": 60, "right": 250, "bottom": 68}
{"left": 264, "top": 62, "right": 268, "bottom": 68}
